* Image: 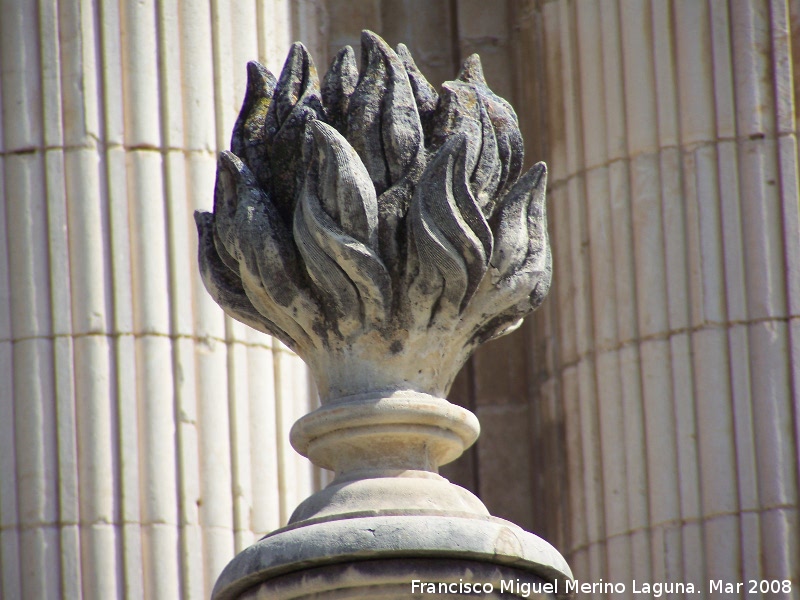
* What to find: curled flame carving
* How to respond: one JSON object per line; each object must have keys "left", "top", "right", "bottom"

{"left": 196, "top": 31, "right": 551, "bottom": 401}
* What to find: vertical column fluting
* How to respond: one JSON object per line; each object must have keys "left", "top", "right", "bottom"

{"left": 529, "top": 0, "right": 800, "bottom": 596}
{"left": 0, "top": 1, "right": 320, "bottom": 598}
{"left": 1, "top": 2, "right": 61, "bottom": 598}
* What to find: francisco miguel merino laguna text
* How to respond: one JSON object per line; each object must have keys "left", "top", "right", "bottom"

{"left": 411, "top": 578, "right": 702, "bottom": 596}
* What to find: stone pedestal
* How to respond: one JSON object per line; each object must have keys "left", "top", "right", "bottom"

{"left": 211, "top": 396, "right": 572, "bottom": 599}
{"left": 214, "top": 518, "right": 571, "bottom": 599}
{"left": 197, "top": 31, "right": 572, "bottom": 599}
{"left": 213, "top": 392, "right": 572, "bottom": 600}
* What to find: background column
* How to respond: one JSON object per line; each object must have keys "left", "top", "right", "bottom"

{"left": 0, "top": 2, "right": 319, "bottom": 598}
{"left": 527, "top": 0, "right": 800, "bottom": 595}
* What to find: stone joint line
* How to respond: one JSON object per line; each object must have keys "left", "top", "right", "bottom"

{"left": 0, "top": 330, "right": 291, "bottom": 353}
{"left": 564, "top": 502, "right": 797, "bottom": 556}
{"left": 0, "top": 145, "right": 218, "bottom": 157}
{"left": 556, "top": 314, "right": 800, "bottom": 372}
{"left": 547, "top": 133, "right": 799, "bottom": 190}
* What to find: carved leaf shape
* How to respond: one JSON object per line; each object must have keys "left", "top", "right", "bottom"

{"left": 230, "top": 61, "right": 276, "bottom": 191}
{"left": 344, "top": 31, "right": 426, "bottom": 270}
{"left": 408, "top": 134, "right": 494, "bottom": 324}
{"left": 208, "top": 156, "right": 241, "bottom": 276}
{"left": 451, "top": 135, "right": 494, "bottom": 262}
{"left": 264, "top": 43, "right": 325, "bottom": 226}
{"left": 294, "top": 121, "right": 391, "bottom": 336}
{"left": 213, "top": 151, "right": 322, "bottom": 349}
{"left": 489, "top": 162, "right": 548, "bottom": 285}
{"left": 407, "top": 208, "right": 467, "bottom": 328}
{"left": 429, "top": 55, "right": 524, "bottom": 216}
{"left": 195, "top": 211, "right": 296, "bottom": 348}
{"left": 469, "top": 98, "right": 502, "bottom": 212}
{"left": 395, "top": 43, "right": 438, "bottom": 139}
{"left": 212, "top": 152, "right": 242, "bottom": 263}
{"left": 429, "top": 86, "right": 500, "bottom": 216}
{"left": 306, "top": 121, "right": 379, "bottom": 248}
{"left": 457, "top": 55, "right": 524, "bottom": 202}
{"left": 466, "top": 162, "right": 550, "bottom": 345}
{"left": 321, "top": 46, "right": 359, "bottom": 134}
{"left": 347, "top": 31, "right": 423, "bottom": 196}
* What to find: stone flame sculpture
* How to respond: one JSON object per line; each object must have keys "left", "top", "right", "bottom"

{"left": 196, "top": 31, "right": 550, "bottom": 402}
{"left": 197, "top": 31, "right": 571, "bottom": 599}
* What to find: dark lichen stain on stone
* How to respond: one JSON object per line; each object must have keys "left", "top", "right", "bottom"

{"left": 195, "top": 31, "right": 552, "bottom": 396}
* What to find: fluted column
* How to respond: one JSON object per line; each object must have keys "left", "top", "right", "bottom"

{"left": 531, "top": 0, "right": 800, "bottom": 596}
{"left": 0, "top": 1, "right": 319, "bottom": 598}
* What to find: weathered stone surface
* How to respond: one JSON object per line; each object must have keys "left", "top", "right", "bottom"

{"left": 213, "top": 515, "right": 572, "bottom": 599}
{"left": 288, "top": 390, "right": 486, "bottom": 522}
{"left": 238, "top": 559, "right": 557, "bottom": 600}
{"left": 197, "top": 31, "right": 569, "bottom": 600}
{"left": 196, "top": 30, "right": 551, "bottom": 403}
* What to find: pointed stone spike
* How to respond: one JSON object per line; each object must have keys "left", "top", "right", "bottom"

{"left": 263, "top": 42, "right": 324, "bottom": 224}
{"left": 272, "top": 42, "right": 319, "bottom": 126}
{"left": 395, "top": 43, "right": 438, "bottom": 123}
{"left": 213, "top": 152, "right": 239, "bottom": 214}
{"left": 246, "top": 61, "right": 276, "bottom": 98}
{"left": 360, "top": 30, "right": 396, "bottom": 66}
{"left": 457, "top": 54, "right": 487, "bottom": 85}
{"left": 321, "top": 46, "right": 358, "bottom": 132}
{"left": 219, "top": 150, "right": 255, "bottom": 188}
{"left": 349, "top": 30, "right": 423, "bottom": 196}
{"left": 231, "top": 61, "right": 276, "bottom": 182}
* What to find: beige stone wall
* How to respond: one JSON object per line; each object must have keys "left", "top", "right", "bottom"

{"left": 528, "top": 0, "right": 800, "bottom": 594}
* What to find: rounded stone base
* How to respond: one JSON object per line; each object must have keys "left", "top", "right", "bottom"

{"left": 239, "top": 559, "right": 560, "bottom": 599}
{"left": 211, "top": 514, "right": 573, "bottom": 600}
{"left": 289, "top": 473, "right": 490, "bottom": 523}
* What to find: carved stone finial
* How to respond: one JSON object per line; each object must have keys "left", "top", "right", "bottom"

{"left": 198, "top": 32, "right": 570, "bottom": 599}
{"left": 195, "top": 30, "right": 550, "bottom": 403}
